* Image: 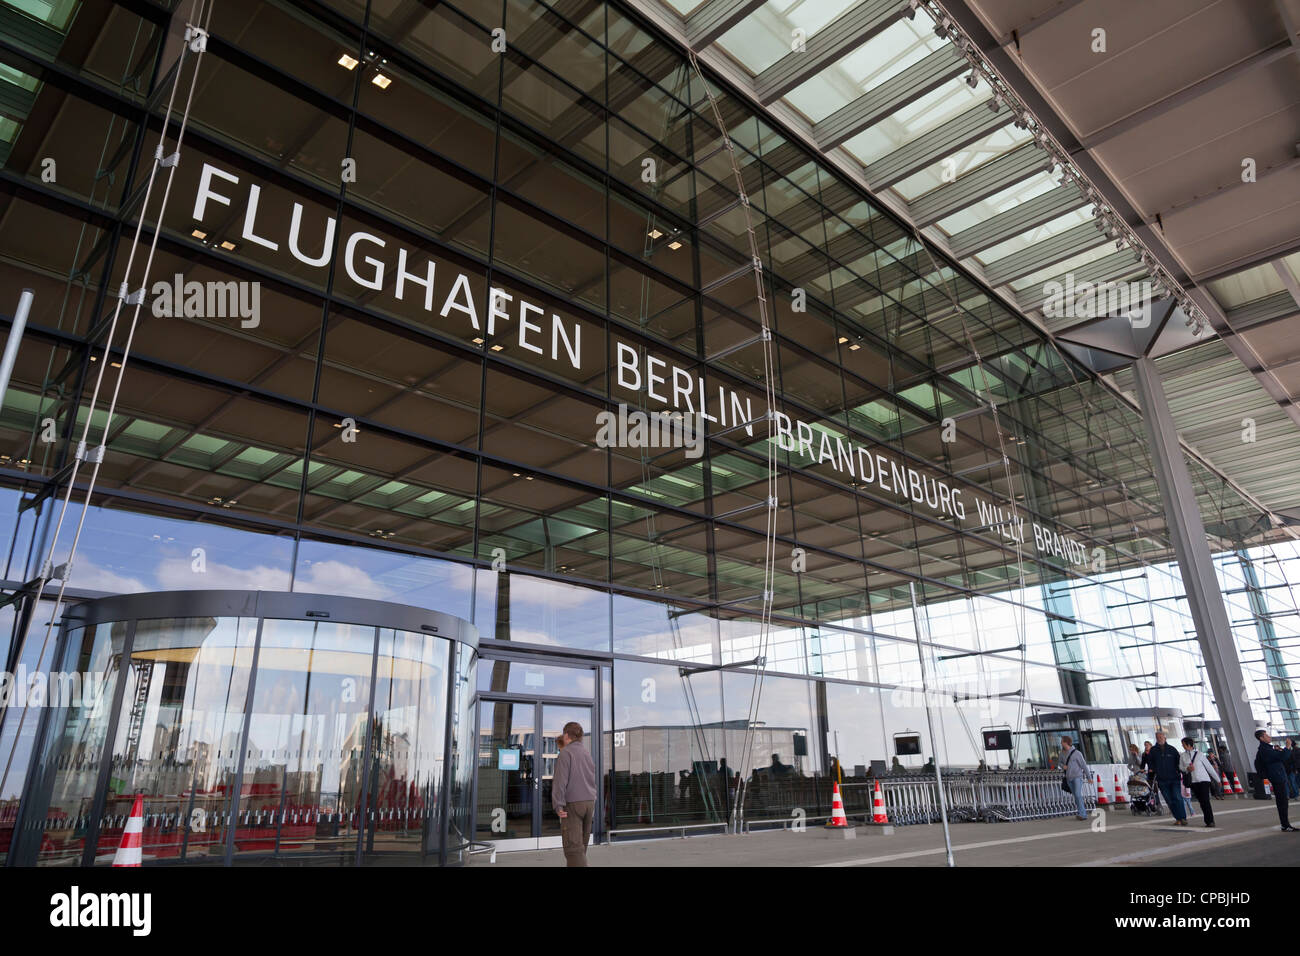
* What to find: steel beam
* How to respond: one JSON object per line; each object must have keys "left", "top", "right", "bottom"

{"left": 686, "top": 0, "right": 769, "bottom": 47}
{"left": 909, "top": 142, "right": 1054, "bottom": 227}
{"left": 863, "top": 101, "right": 1010, "bottom": 190}
{"left": 1132, "top": 356, "right": 1261, "bottom": 775}
{"left": 754, "top": 0, "right": 907, "bottom": 105}
{"left": 983, "top": 220, "right": 1107, "bottom": 288}
{"left": 947, "top": 183, "right": 1085, "bottom": 259}
{"left": 1015, "top": 250, "right": 1144, "bottom": 312}
{"left": 812, "top": 45, "right": 967, "bottom": 149}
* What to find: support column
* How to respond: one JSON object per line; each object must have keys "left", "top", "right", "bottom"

{"left": 1132, "top": 357, "right": 1258, "bottom": 770}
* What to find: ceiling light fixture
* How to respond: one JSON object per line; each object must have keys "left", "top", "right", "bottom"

{"left": 219, "top": 240, "right": 236, "bottom": 251}
{"left": 191, "top": 229, "right": 207, "bottom": 240}
{"left": 965, "top": 72, "right": 978, "bottom": 89}
{"left": 338, "top": 53, "right": 359, "bottom": 70}
{"left": 667, "top": 240, "right": 682, "bottom": 250}
{"left": 371, "top": 73, "right": 391, "bottom": 89}
{"left": 490, "top": 344, "right": 504, "bottom": 352}
{"left": 648, "top": 228, "right": 663, "bottom": 239}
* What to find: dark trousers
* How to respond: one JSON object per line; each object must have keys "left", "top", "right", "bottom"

{"left": 1157, "top": 779, "right": 1186, "bottom": 820}
{"left": 1189, "top": 781, "right": 1214, "bottom": 824}
{"left": 1268, "top": 776, "right": 1291, "bottom": 828}
{"left": 560, "top": 800, "right": 594, "bottom": 867}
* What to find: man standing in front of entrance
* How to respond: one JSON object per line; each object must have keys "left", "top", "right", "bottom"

{"left": 552, "top": 721, "right": 597, "bottom": 866}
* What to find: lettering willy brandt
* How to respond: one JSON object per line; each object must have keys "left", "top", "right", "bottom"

{"left": 551, "top": 721, "right": 597, "bottom": 867}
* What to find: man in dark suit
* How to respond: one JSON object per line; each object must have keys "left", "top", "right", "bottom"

{"left": 1254, "top": 730, "right": 1296, "bottom": 832}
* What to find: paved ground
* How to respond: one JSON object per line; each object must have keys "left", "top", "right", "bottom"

{"left": 468, "top": 799, "right": 1299, "bottom": 867}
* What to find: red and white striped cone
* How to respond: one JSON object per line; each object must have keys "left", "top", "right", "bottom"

{"left": 1231, "top": 773, "right": 1245, "bottom": 795}
{"left": 1220, "top": 773, "right": 1232, "bottom": 795}
{"left": 825, "top": 781, "right": 849, "bottom": 828}
{"left": 113, "top": 793, "right": 144, "bottom": 867}
{"left": 1113, "top": 773, "right": 1127, "bottom": 804}
{"left": 1096, "top": 773, "right": 1109, "bottom": 806}
{"left": 1264, "top": 777, "right": 1273, "bottom": 797}
{"left": 871, "top": 780, "right": 889, "bottom": 825}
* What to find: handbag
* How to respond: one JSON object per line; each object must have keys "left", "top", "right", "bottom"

{"left": 1181, "top": 750, "right": 1196, "bottom": 788}
{"left": 1060, "top": 748, "right": 1076, "bottom": 792}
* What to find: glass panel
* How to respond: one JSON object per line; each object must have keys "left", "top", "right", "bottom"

{"left": 476, "top": 700, "right": 536, "bottom": 842}
{"left": 477, "top": 659, "right": 596, "bottom": 697}
{"left": 539, "top": 703, "right": 593, "bottom": 841}
{"left": 363, "top": 628, "right": 450, "bottom": 859}
{"left": 232, "top": 619, "right": 375, "bottom": 861}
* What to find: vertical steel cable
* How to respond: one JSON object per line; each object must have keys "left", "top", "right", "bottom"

{"left": 0, "top": 0, "right": 215, "bottom": 800}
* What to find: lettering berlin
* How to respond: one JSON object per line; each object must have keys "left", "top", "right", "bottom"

{"left": 190, "top": 162, "right": 1097, "bottom": 570}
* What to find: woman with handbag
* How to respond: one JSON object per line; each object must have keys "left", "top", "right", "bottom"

{"left": 1179, "top": 738, "right": 1215, "bottom": 828}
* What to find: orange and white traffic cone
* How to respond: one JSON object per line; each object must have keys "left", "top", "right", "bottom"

{"left": 1264, "top": 777, "right": 1273, "bottom": 797}
{"left": 1113, "top": 773, "right": 1127, "bottom": 804}
{"left": 1096, "top": 773, "right": 1109, "bottom": 806}
{"left": 871, "top": 780, "right": 889, "bottom": 825}
{"left": 113, "top": 793, "right": 144, "bottom": 867}
{"left": 1220, "top": 773, "right": 1232, "bottom": 795}
{"left": 1231, "top": 773, "right": 1244, "bottom": 794}
{"left": 825, "top": 781, "right": 849, "bottom": 828}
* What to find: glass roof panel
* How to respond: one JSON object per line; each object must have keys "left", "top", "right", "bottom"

{"left": 935, "top": 171, "right": 1058, "bottom": 236}
{"left": 975, "top": 207, "right": 1095, "bottom": 266}
{"left": 1009, "top": 243, "right": 1119, "bottom": 292}
{"left": 839, "top": 74, "right": 993, "bottom": 166}
{"left": 783, "top": 14, "right": 943, "bottom": 122}
{"left": 1206, "top": 262, "right": 1286, "bottom": 310}
{"left": 890, "top": 124, "right": 1031, "bottom": 201}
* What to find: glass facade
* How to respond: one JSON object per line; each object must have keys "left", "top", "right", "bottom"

{"left": 0, "top": 0, "right": 1297, "bottom": 855}
{"left": 4, "top": 591, "right": 477, "bottom": 865}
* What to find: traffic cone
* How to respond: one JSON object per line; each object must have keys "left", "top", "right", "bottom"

{"left": 1113, "top": 773, "right": 1127, "bottom": 804}
{"left": 871, "top": 779, "right": 888, "bottom": 824}
{"left": 1096, "top": 773, "right": 1109, "bottom": 806}
{"left": 1264, "top": 777, "right": 1273, "bottom": 797}
{"left": 824, "top": 781, "right": 849, "bottom": 828}
{"left": 1231, "top": 773, "right": 1244, "bottom": 794}
{"left": 1220, "top": 772, "right": 1232, "bottom": 795}
{"left": 113, "top": 793, "right": 144, "bottom": 867}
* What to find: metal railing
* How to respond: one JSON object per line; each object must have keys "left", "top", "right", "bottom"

{"left": 842, "top": 770, "right": 1097, "bottom": 825}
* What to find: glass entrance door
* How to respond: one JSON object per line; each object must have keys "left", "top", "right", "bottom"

{"left": 476, "top": 698, "right": 595, "bottom": 851}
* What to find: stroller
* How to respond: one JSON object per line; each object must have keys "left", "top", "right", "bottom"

{"left": 1127, "top": 774, "right": 1161, "bottom": 816}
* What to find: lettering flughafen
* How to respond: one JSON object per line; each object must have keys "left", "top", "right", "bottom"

{"left": 190, "top": 162, "right": 1097, "bottom": 571}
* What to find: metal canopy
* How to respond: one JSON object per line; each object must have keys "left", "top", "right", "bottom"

{"left": 636, "top": 0, "right": 1300, "bottom": 524}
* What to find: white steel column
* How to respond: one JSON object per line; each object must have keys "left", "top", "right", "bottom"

{"left": 1132, "top": 356, "right": 1259, "bottom": 770}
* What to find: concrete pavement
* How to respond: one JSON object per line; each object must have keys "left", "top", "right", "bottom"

{"left": 468, "top": 800, "right": 1298, "bottom": 867}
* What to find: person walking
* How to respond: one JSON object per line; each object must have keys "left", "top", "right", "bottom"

{"left": 1148, "top": 732, "right": 1187, "bottom": 825}
{"left": 1286, "top": 739, "right": 1300, "bottom": 800}
{"left": 551, "top": 721, "right": 597, "bottom": 865}
{"left": 1179, "top": 738, "right": 1215, "bottom": 828}
{"left": 1060, "top": 736, "right": 1090, "bottom": 821}
{"left": 1140, "top": 740, "right": 1161, "bottom": 810}
{"left": 1254, "top": 730, "right": 1296, "bottom": 832}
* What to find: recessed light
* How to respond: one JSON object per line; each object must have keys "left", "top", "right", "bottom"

{"left": 848, "top": 343, "right": 861, "bottom": 351}
{"left": 524, "top": 475, "right": 534, "bottom": 480}
{"left": 490, "top": 344, "right": 504, "bottom": 352}
{"left": 837, "top": 336, "right": 848, "bottom": 344}
{"left": 371, "top": 73, "right": 391, "bottom": 89}
{"left": 648, "top": 229, "right": 663, "bottom": 239}
{"left": 472, "top": 337, "right": 484, "bottom": 345}
{"left": 191, "top": 229, "right": 207, "bottom": 240}
{"left": 338, "top": 53, "right": 359, "bottom": 70}
{"left": 220, "top": 240, "right": 236, "bottom": 251}
{"left": 512, "top": 473, "right": 521, "bottom": 477}
{"left": 89, "top": 356, "right": 98, "bottom": 362}
{"left": 110, "top": 361, "right": 122, "bottom": 368}
{"left": 667, "top": 241, "right": 682, "bottom": 250}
